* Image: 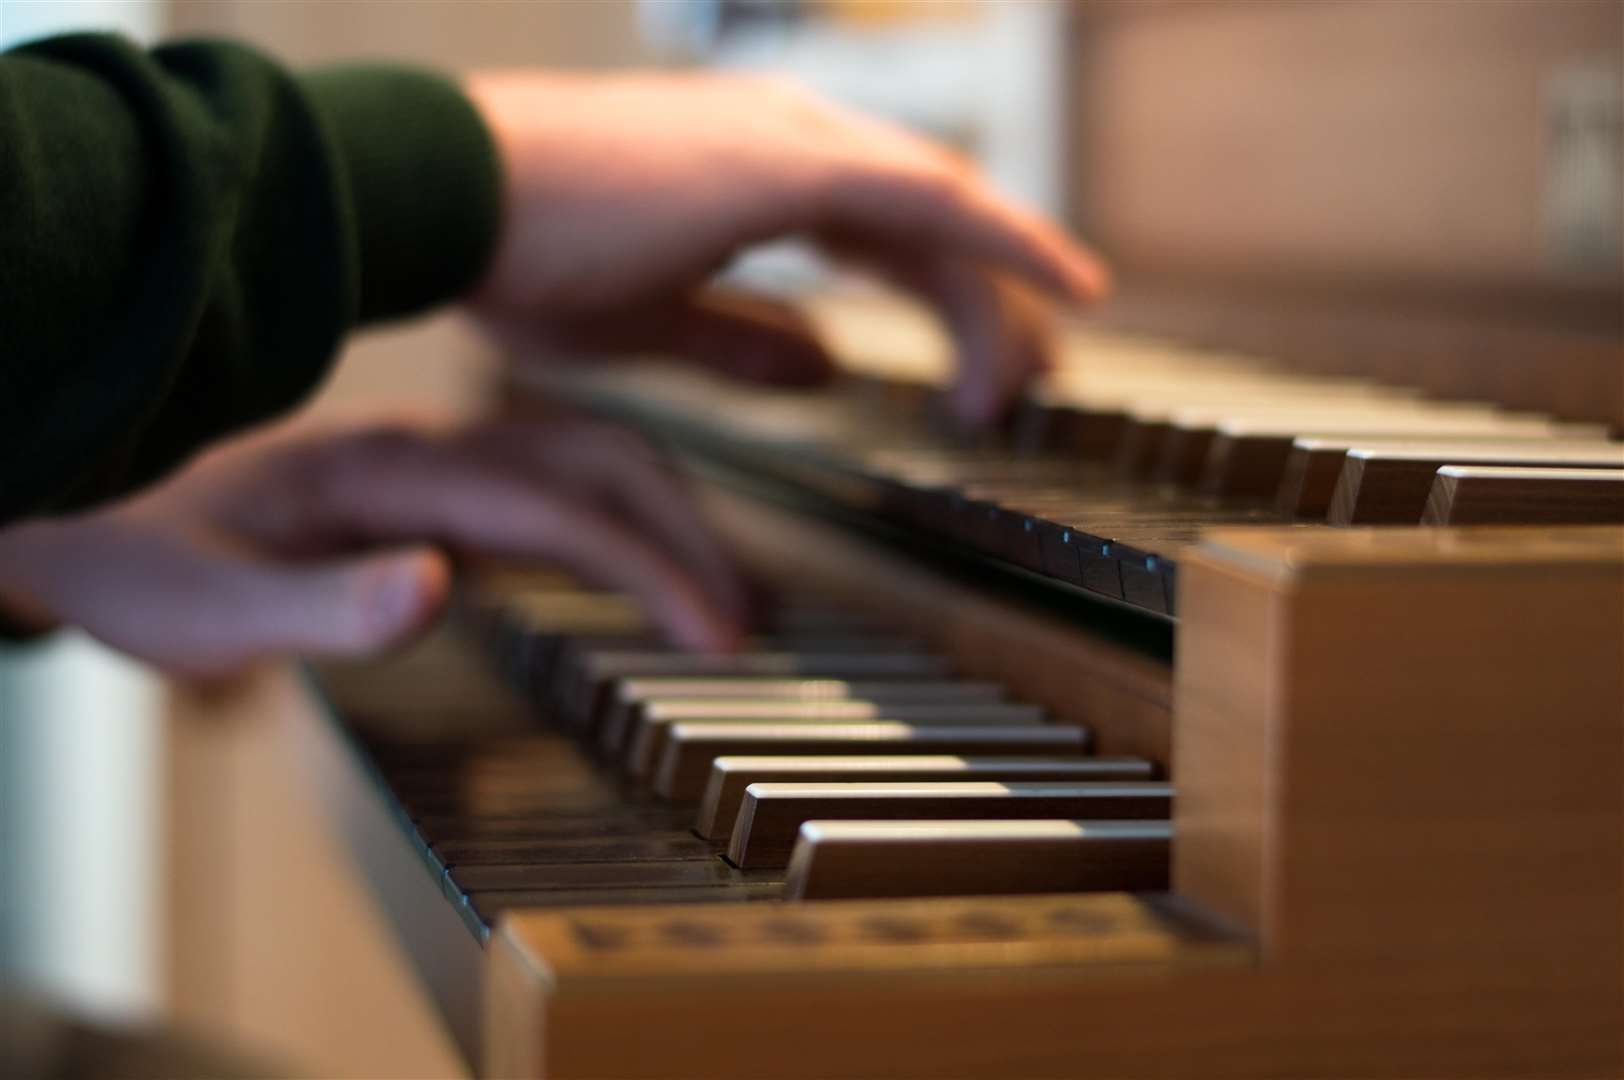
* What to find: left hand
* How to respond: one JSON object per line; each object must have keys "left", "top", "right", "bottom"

{"left": 0, "top": 412, "right": 748, "bottom": 679}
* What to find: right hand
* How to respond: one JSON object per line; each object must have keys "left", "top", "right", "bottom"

{"left": 463, "top": 71, "right": 1110, "bottom": 424}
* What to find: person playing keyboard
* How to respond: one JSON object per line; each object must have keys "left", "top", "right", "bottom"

{"left": 0, "top": 34, "right": 1106, "bottom": 675}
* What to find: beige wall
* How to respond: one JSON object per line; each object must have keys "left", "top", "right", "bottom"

{"left": 167, "top": 0, "right": 651, "bottom": 69}
{"left": 1071, "top": 0, "right": 1623, "bottom": 292}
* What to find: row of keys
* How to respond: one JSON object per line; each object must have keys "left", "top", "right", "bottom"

{"left": 558, "top": 310, "right": 1622, "bottom": 616}
{"left": 398, "top": 574, "right": 1175, "bottom": 928}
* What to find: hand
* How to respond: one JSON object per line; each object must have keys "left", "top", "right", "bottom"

{"left": 0, "top": 413, "right": 746, "bottom": 679}
{"left": 463, "top": 72, "right": 1109, "bottom": 424}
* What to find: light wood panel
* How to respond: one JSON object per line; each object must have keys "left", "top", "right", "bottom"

{"left": 163, "top": 668, "right": 472, "bottom": 1078}
{"left": 1071, "top": 0, "right": 1622, "bottom": 292}
{"left": 1174, "top": 524, "right": 1624, "bottom": 966}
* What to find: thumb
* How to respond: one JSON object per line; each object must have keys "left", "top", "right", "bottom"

{"left": 0, "top": 513, "right": 451, "bottom": 679}
{"left": 235, "top": 547, "right": 451, "bottom": 666}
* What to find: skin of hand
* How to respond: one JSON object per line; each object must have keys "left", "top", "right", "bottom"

{"left": 0, "top": 413, "right": 748, "bottom": 679}
{"left": 463, "top": 71, "right": 1110, "bottom": 424}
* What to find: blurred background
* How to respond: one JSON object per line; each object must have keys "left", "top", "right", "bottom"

{"left": 1, "top": 1, "right": 1619, "bottom": 1076}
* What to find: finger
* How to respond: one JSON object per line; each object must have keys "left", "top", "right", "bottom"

{"left": 220, "top": 547, "right": 451, "bottom": 669}
{"left": 0, "top": 516, "right": 449, "bottom": 678}
{"left": 919, "top": 263, "right": 1054, "bottom": 427}
{"left": 455, "top": 418, "right": 752, "bottom": 621}
{"left": 817, "top": 148, "right": 1111, "bottom": 304}
{"left": 826, "top": 242, "right": 1054, "bottom": 426}
{"left": 307, "top": 426, "right": 741, "bottom": 650}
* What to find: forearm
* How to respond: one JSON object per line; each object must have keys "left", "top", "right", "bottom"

{"left": 0, "top": 34, "right": 501, "bottom": 525}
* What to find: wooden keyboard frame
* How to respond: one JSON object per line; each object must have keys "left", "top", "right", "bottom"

{"left": 475, "top": 494, "right": 1622, "bottom": 1078}
{"left": 302, "top": 484, "right": 1621, "bottom": 1077}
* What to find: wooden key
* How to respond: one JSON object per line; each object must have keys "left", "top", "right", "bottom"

{"left": 1150, "top": 400, "right": 1501, "bottom": 488}
{"left": 1200, "top": 419, "right": 1608, "bottom": 499}
{"left": 559, "top": 652, "right": 953, "bottom": 731}
{"left": 633, "top": 696, "right": 1022, "bottom": 775}
{"left": 575, "top": 650, "right": 950, "bottom": 684}
{"left": 695, "top": 755, "right": 1157, "bottom": 839}
{"left": 782, "top": 819, "right": 1173, "bottom": 900}
{"left": 726, "top": 781, "right": 1173, "bottom": 868}
{"left": 1328, "top": 445, "right": 1624, "bottom": 524}
{"left": 1109, "top": 384, "right": 1428, "bottom": 478}
{"left": 1277, "top": 436, "right": 1622, "bottom": 519}
{"left": 597, "top": 678, "right": 1005, "bottom": 751}
{"left": 652, "top": 723, "right": 1092, "bottom": 801}
{"left": 1422, "top": 466, "right": 1624, "bottom": 525}
{"left": 624, "top": 702, "right": 1048, "bottom": 780}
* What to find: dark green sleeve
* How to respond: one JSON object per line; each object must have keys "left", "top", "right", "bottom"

{"left": 0, "top": 34, "right": 502, "bottom": 525}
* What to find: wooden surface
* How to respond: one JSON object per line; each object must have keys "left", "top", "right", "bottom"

{"left": 486, "top": 892, "right": 1250, "bottom": 1080}
{"left": 163, "top": 670, "right": 471, "bottom": 1079}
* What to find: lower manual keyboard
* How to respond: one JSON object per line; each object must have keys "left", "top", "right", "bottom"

{"left": 312, "top": 574, "right": 1170, "bottom": 943}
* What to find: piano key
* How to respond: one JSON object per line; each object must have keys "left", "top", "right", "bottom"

{"left": 598, "top": 678, "right": 1007, "bottom": 753}
{"left": 1149, "top": 400, "right": 1505, "bottom": 487}
{"left": 782, "top": 819, "right": 1173, "bottom": 900}
{"left": 652, "top": 723, "right": 1093, "bottom": 801}
{"left": 726, "top": 781, "right": 1174, "bottom": 868}
{"left": 694, "top": 755, "right": 1158, "bottom": 840}
{"left": 623, "top": 701, "right": 1049, "bottom": 780}
{"left": 1421, "top": 466, "right": 1624, "bottom": 525}
{"left": 1109, "top": 386, "right": 1430, "bottom": 478}
{"left": 1328, "top": 445, "right": 1624, "bottom": 524}
{"left": 1200, "top": 419, "right": 1607, "bottom": 499}
{"left": 1010, "top": 397, "right": 1128, "bottom": 460}
{"left": 558, "top": 651, "right": 954, "bottom": 731}
{"left": 1278, "top": 436, "right": 1623, "bottom": 519}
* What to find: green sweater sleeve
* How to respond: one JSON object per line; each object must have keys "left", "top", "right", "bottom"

{"left": 0, "top": 34, "right": 502, "bottom": 525}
